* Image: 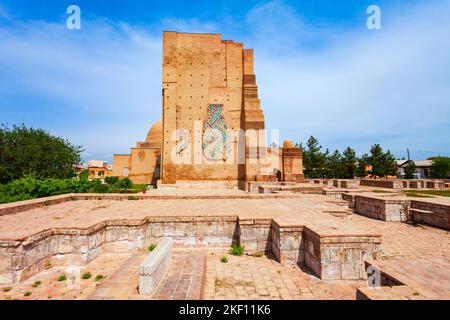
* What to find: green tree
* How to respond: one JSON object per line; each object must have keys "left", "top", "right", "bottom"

{"left": 116, "top": 177, "right": 133, "bottom": 190}
{"left": 78, "top": 169, "right": 90, "bottom": 181}
{"left": 105, "top": 176, "right": 119, "bottom": 185}
{"left": 342, "top": 147, "right": 357, "bottom": 178}
{"left": 0, "top": 124, "right": 83, "bottom": 184}
{"left": 326, "top": 150, "right": 345, "bottom": 178}
{"left": 404, "top": 161, "right": 417, "bottom": 179}
{"left": 366, "top": 144, "right": 397, "bottom": 178}
{"left": 429, "top": 157, "right": 450, "bottom": 178}
{"left": 302, "top": 136, "right": 327, "bottom": 178}
{"left": 355, "top": 154, "right": 369, "bottom": 178}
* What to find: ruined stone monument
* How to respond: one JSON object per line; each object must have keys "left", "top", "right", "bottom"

{"left": 113, "top": 31, "right": 304, "bottom": 187}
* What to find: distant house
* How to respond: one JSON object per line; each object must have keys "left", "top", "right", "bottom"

{"left": 73, "top": 163, "right": 86, "bottom": 174}
{"left": 87, "top": 160, "right": 113, "bottom": 179}
{"left": 397, "top": 160, "right": 433, "bottom": 179}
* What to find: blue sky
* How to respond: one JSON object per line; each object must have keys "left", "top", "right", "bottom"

{"left": 0, "top": 0, "right": 449, "bottom": 162}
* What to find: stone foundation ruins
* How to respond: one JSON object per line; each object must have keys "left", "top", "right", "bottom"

{"left": 0, "top": 194, "right": 382, "bottom": 286}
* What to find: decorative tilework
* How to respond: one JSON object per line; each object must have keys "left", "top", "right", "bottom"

{"left": 203, "top": 104, "right": 231, "bottom": 160}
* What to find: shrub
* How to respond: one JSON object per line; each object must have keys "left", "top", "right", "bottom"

{"left": 57, "top": 274, "right": 67, "bottom": 282}
{"left": 148, "top": 244, "right": 157, "bottom": 252}
{"left": 31, "top": 280, "right": 42, "bottom": 288}
{"left": 89, "top": 180, "right": 110, "bottom": 193}
{"left": 82, "top": 272, "right": 92, "bottom": 280}
{"left": 230, "top": 244, "right": 244, "bottom": 256}
{"left": 220, "top": 256, "right": 229, "bottom": 263}
{"left": 0, "top": 176, "right": 113, "bottom": 204}
{"left": 116, "top": 178, "right": 133, "bottom": 190}
{"left": 95, "top": 275, "right": 104, "bottom": 281}
{"left": 104, "top": 176, "right": 119, "bottom": 185}
{"left": 24, "top": 291, "right": 32, "bottom": 297}
{"left": 78, "top": 169, "right": 90, "bottom": 181}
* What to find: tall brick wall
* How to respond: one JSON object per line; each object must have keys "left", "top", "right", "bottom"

{"left": 161, "top": 32, "right": 266, "bottom": 184}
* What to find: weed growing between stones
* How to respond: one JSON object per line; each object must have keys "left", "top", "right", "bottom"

{"left": 230, "top": 244, "right": 244, "bottom": 256}
{"left": 57, "top": 274, "right": 67, "bottom": 281}
{"left": 95, "top": 275, "right": 104, "bottom": 281}
{"left": 82, "top": 272, "right": 92, "bottom": 280}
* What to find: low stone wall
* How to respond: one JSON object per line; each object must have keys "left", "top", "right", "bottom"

{"left": 426, "top": 181, "right": 446, "bottom": 189}
{"left": 0, "top": 214, "right": 382, "bottom": 285}
{"left": 354, "top": 196, "right": 409, "bottom": 222}
{"left": 410, "top": 200, "right": 450, "bottom": 230}
{"left": 362, "top": 179, "right": 445, "bottom": 190}
{"left": 238, "top": 218, "right": 272, "bottom": 253}
{"left": 408, "top": 180, "right": 422, "bottom": 189}
{"left": 0, "top": 216, "right": 238, "bottom": 285}
{"left": 323, "top": 180, "right": 334, "bottom": 188}
{"left": 271, "top": 222, "right": 304, "bottom": 265}
{"left": 360, "top": 180, "right": 404, "bottom": 189}
{"left": 340, "top": 180, "right": 359, "bottom": 189}
{"left": 341, "top": 193, "right": 356, "bottom": 209}
{"left": 303, "top": 228, "right": 381, "bottom": 281}
{"left": 174, "top": 180, "right": 240, "bottom": 189}
{"left": 245, "top": 181, "right": 322, "bottom": 194}
{"left": 322, "top": 190, "right": 344, "bottom": 200}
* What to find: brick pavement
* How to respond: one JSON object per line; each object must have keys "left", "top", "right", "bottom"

{"left": 203, "top": 252, "right": 364, "bottom": 300}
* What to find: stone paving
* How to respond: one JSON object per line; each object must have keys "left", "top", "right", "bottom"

{"left": 0, "top": 194, "right": 365, "bottom": 240}
{"left": 152, "top": 249, "right": 206, "bottom": 300}
{"left": 0, "top": 191, "right": 449, "bottom": 299}
{"left": 0, "top": 248, "right": 364, "bottom": 300}
{"left": 203, "top": 252, "right": 364, "bottom": 300}
{"left": 0, "top": 253, "right": 131, "bottom": 300}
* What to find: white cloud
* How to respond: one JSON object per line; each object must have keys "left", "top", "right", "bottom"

{"left": 0, "top": 19, "right": 163, "bottom": 161}
{"left": 246, "top": 0, "right": 450, "bottom": 159}
{"left": 0, "top": 0, "right": 449, "bottom": 162}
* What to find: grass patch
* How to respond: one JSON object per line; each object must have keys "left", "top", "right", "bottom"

{"left": 220, "top": 256, "right": 229, "bottom": 263}
{"left": 127, "top": 195, "right": 140, "bottom": 200}
{"left": 31, "top": 280, "right": 41, "bottom": 288}
{"left": 402, "top": 189, "right": 450, "bottom": 197}
{"left": 148, "top": 243, "right": 157, "bottom": 252}
{"left": 230, "top": 244, "right": 244, "bottom": 256}
{"left": 57, "top": 274, "right": 67, "bottom": 282}
{"left": 95, "top": 275, "right": 104, "bottom": 281}
{"left": 402, "top": 191, "right": 434, "bottom": 198}
{"left": 82, "top": 272, "right": 92, "bottom": 280}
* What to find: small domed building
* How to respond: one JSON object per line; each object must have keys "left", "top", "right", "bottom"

{"left": 112, "top": 119, "right": 162, "bottom": 184}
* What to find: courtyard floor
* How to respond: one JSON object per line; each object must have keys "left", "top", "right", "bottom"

{"left": 0, "top": 192, "right": 449, "bottom": 300}
{"left": 0, "top": 249, "right": 364, "bottom": 300}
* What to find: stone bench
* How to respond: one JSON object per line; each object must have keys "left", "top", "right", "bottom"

{"left": 138, "top": 238, "right": 173, "bottom": 295}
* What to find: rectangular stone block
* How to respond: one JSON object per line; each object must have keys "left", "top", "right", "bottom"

{"left": 139, "top": 238, "right": 173, "bottom": 295}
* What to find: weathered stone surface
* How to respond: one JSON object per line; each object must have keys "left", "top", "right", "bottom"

{"left": 139, "top": 238, "right": 173, "bottom": 295}
{"left": 354, "top": 195, "right": 409, "bottom": 222}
